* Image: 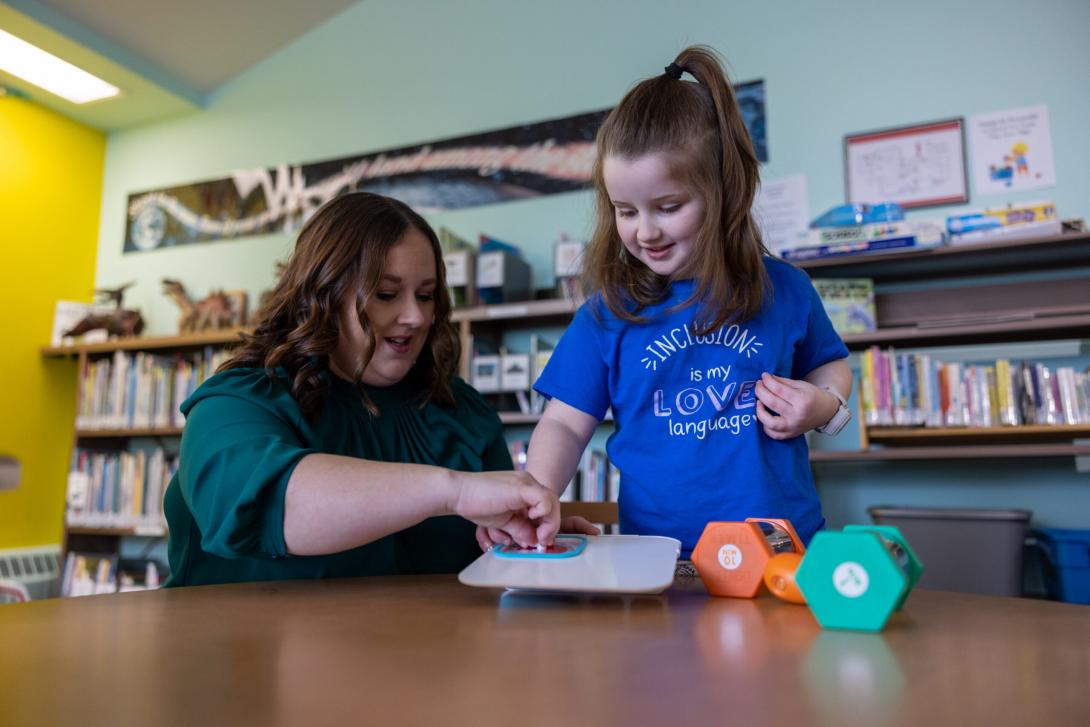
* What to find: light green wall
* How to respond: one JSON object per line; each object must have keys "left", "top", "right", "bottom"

{"left": 94, "top": 0, "right": 1090, "bottom": 528}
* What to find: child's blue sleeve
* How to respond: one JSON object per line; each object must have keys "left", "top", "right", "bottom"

{"left": 791, "top": 276, "right": 851, "bottom": 379}
{"left": 533, "top": 305, "right": 611, "bottom": 420}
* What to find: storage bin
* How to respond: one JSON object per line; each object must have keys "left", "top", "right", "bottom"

{"left": 868, "top": 506, "right": 1031, "bottom": 597}
{"left": 1030, "top": 528, "right": 1090, "bottom": 605}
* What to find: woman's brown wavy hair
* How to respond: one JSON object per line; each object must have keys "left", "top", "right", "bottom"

{"left": 583, "top": 45, "right": 769, "bottom": 334}
{"left": 221, "top": 192, "right": 459, "bottom": 419}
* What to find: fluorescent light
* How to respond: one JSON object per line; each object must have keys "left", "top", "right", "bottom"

{"left": 0, "top": 30, "right": 119, "bottom": 104}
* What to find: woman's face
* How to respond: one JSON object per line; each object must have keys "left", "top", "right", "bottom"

{"left": 332, "top": 228, "right": 437, "bottom": 387}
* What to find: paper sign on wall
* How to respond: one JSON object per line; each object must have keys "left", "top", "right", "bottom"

{"left": 753, "top": 174, "right": 810, "bottom": 255}
{"left": 969, "top": 104, "right": 1056, "bottom": 196}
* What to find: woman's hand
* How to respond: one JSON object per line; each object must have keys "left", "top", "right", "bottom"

{"left": 450, "top": 471, "right": 560, "bottom": 550}
{"left": 754, "top": 372, "right": 840, "bottom": 440}
{"left": 476, "top": 515, "right": 600, "bottom": 552}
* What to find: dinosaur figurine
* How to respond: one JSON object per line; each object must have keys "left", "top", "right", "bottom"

{"left": 62, "top": 281, "right": 145, "bottom": 340}
{"left": 162, "top": 279, "right": 236, "bottom": 333}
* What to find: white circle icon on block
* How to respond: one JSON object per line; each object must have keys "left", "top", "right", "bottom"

{"left": 832, "top": 562, "right": 869, "bottom": 598}
{"left": 717, "top": 544, "right": 742, "bottom": 570}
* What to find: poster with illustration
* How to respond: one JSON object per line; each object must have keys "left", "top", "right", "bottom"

{"left": 123, "top": 82, "right": 766, "bottom": 254}
{"left": 969, "top": 104, "right": 1056, "bottom": 196}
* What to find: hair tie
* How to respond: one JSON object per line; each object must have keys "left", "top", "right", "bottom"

{"left": 664, "top": 62, "right": 685, "bottom": 80}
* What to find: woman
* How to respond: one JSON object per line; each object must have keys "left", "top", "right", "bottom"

{"left": 164, "top": 192, "right": 580, "bottom": 586}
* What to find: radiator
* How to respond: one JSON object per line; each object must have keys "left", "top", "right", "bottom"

{"left": 0, "top": 545, "right": 61, "bottom": 601}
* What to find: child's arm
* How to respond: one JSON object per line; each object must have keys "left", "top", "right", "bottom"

{"left": 526, "top": 398, "right": 600, "bottom": 495}
{"left": 755, "top": 359, "right": 852, "bottom": 440}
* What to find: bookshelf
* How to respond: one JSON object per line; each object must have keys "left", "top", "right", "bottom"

{"left": 39, "top": 229, "right": 1087, "bottom": 577}
{"left": 42, "top": 330, "right": 246, "bottom": 592}
{"left": 801, "top": 229, "right": 1090, "bottom": 462}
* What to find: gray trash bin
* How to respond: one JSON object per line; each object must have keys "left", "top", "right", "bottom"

{"left": 868, "top": 506, "right": 1032, "bottom": 597}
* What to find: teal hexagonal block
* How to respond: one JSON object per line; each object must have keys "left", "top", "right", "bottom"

{"left": 843, "top": 524, "right": 923, "bottom": 610}
{"left": 796, "top": 531, "right": 909, "bottom": 632}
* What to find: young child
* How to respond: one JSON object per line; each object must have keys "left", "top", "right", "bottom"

{"left": 515, "top": 47, "right": 852, "bottom": 559}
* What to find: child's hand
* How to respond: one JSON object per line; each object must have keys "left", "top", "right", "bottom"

{"left": 754, "top": 372, "right": 839, "bottom": 440}
{"left": 559, "top": 516, "right": 601, "bottom": 536}
{"left": 475, "top": 515, "right": 600, "bottom": 552}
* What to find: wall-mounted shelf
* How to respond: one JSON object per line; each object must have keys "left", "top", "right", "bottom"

{"left": 797, "top": 231, "right": 1090, "bottom": 282}
{"left": 865, "top": 424, "right": 1090, "bottom": 446}
{"left": 66, "top": 525, "right": 166, "bottom": 537}
{"left": 452, "top": 298, "right": 576, "bottom": 323}
{"left": 840, "top": 312, "right": 1090, "bottom": 350}
{"left": 498, "top": 412, "right": 543, "bottom": 425}
{"left": 42, "top": 328, "right": 248, "bottom": 358}
{"left": 810, "top": 443, "right": 1090, "bottom": 462}
{"left": 75, "top": 428, "right": 185, "bottom": 439}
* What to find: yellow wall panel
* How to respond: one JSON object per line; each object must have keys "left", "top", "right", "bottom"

{"left": 0, "top": 97, "right": 104, "bottom": 548}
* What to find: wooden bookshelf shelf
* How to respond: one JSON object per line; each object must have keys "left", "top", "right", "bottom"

{"left": 75, "top": 428, "right": 184, "bottom": 439}
{"left": 797, "top": 230, "right": 1090, "bottom": 282}
{"left": 496, "top": 411, "right": 614, "bottom": 425}
{"left": 841, "top": 313, "right": 1090, "bottom": 350}
{"left": 866, "top": 424, "right": 1090, "bottom": 446}
{"left": 66, "top": 526, "right": 167, "bottom": 537}
{"left": 452, "top": 298, "right": 576, "bottom": 323}
{"left": 810, "top": 443, "right": 1090, "bottom": 462}
{"left": 41, "top": 328, "right": 249, "bottom": 357}
{"left": 498, "top": 412, "right": 542, "bottom": 425}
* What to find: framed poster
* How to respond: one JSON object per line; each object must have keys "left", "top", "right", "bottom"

{"left": 844, "top": 118, "right": 968, "bottom": 209}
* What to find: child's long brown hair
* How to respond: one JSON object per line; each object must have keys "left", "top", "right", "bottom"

{"left": 583, "top": 45, "right": 768, "bottom": 334}
{"left": 222, "top": 192, "right": 460, "bottom": 419}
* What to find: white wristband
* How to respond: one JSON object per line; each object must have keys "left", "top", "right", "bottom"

{"left": 816, "top": 385, "right": 851, "bottom": 436}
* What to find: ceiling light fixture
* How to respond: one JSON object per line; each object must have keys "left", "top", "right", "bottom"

{"left": 0, "top": 29, "right": 120, "bottom": 104}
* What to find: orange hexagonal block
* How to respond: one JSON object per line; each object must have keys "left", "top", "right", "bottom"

{"left": 692, "top": 518, "right": 804, "bottom": 598}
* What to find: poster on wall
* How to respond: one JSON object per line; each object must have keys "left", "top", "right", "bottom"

{"left": 124, "top": 80, "right": 767, "bottom": 253}
{"left": 968, "top": 104, "right": 1056, "bottom": 196}
{"left": 735, "top": 80, "right": 767, "bottom": 163}
{"left": 124, "top": 110, "right": 609, "bottom": 253}
{"left": 844, "top": 118, "right": 968, "bottom": 209}
{"left": 752, "top": 174, "right": 809, "bottom": 255}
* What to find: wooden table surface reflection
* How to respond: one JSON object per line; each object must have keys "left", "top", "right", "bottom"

{"left": 2, "top": 575, "right": 1088, "bottom": 726}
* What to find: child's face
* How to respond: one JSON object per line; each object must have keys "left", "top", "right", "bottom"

{"left": 331, "top": 228, "right": 437, "bottom": 387}
{"left": 603, "top": 153, "right": 706, "bottom": 278}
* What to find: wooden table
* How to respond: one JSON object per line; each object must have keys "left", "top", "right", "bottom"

{"left": 2, "top": 576, "right": 1088, "bottom": 726}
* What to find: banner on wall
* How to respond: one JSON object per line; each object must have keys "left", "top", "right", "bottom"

{"left": 124, "top": 81, "right": 767, "bottom": 253}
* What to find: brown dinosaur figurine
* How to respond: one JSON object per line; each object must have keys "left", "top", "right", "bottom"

{"left": 61, "top": 281, "right": 145, "bottom": 340}
{"left": 63, "top": 309, "right": 144, "bottom": 338}
{"left": 162, "top": 279, "right": 236, "bottom": 333}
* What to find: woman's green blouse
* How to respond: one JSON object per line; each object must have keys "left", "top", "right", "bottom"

{"left": 163, "top": 368, "right": 511, "bottom": 587}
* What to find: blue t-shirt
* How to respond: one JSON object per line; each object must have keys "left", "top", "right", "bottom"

{"left": 534, "top": 257, "right": 849, "bottom": 557}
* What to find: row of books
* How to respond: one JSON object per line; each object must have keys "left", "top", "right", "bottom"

{"left": 76, "top": 347, "right": 230, "bottom": 430}
{"left": 861, "top": 347, "right": 1090, "bottom": 428}
{"left": 61, "top": 553, "right": 165, "bottom": 597}
{"left": 65, "top": 447, "right": 177, "bottom": 533}
{"left": 509, "top": 440, "right": 619, "bottom": 503}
